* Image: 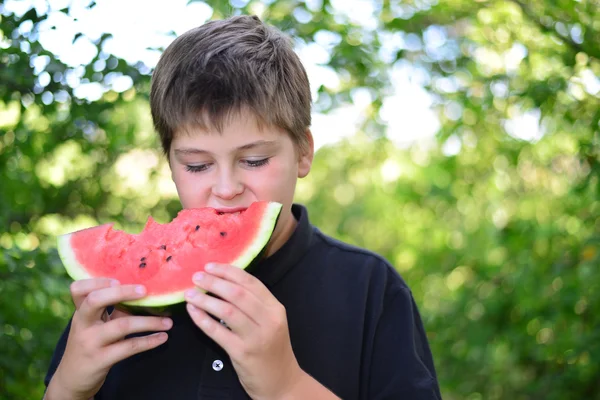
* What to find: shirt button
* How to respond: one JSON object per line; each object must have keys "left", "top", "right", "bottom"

{"left": 212, "top": 359, "right": 224, "bottom": 371}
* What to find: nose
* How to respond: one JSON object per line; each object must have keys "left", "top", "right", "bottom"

{"left": 212, "top": 167, "right": 244, "bottom": 200}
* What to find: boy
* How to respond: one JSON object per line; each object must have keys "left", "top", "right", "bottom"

{"left": 44, "top": 15, "right": 442, "bottom": 399}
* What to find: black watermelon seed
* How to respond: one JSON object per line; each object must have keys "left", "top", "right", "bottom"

{"left": 159, "top": 245, "right": 166, "bottom": 250}
{"left": 139, "top": 263, "right": 147, "bottom": 268}
{"left": 220, "top": 232, "right": 227, "bottom": 237}
{"left": 195, "top": 225, "right": 200, "bottom": 231}
{"left": 166, "top": 256, "right": 172, "bottom": 262}
{"left": 217, "top": 212, "right": 224, "bottom": 215}
{"left": 140, "top": 257, "right": 146, "bottom": 262}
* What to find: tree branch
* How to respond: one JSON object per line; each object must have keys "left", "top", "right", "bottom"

{"left": 510, "top": 0, "right": 600, "bottom": 61}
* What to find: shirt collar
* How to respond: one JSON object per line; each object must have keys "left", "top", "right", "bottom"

{"left": 249, "top": 203, "right": 314, "bottom": 288}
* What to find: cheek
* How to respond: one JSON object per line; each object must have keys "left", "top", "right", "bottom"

{"left": 251, "top": 160, "right": 297, "bottom": 195}
{"left": 171, "top": 169, "right": 209, "bottom": 206}
{"left": 172, "top": 168, "right": 189, "bottom": 190}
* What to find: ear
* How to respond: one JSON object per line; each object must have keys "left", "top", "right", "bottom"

{"left": 297, "top": 129, "right": 314, "bottom": 178}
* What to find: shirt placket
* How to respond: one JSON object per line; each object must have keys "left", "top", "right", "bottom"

{"left": 196, "top": 344, "right": 234, "bottom": 399}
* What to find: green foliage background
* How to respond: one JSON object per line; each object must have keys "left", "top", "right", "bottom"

{"left": 1, "top": 0, "right": 599, "bottom": 399}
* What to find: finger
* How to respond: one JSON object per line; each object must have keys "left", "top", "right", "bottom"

{"left": 103, "top": 307, "right": 129, "bottom": 322}
{"left": 104, "top": 332, "right": 169, "bottom": 367}
{"left": 70, "top": 278, "right": 119, "bottom": 309}
{"left": 192, "top": 272, "right": 264, "bottom": 325}
{"left": 109, "top": 308, "right": 132, "bottom": 320}
{"left": 99, "top": 316, "right": 173, "bottom": 345}
{"left": 185, "top": 289, "right": 256, "bottom": 333}
{"left": 186, "top": 303, "right": 241, "bottom": 353}
{"left": 204, "top": 263, "right": 273, "bottom": 303}
{"left": 78, "top": 285, "right": 147, "bottom": 323}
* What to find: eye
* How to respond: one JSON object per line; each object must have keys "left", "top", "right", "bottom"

{"left": 243, "top": 158, "right": 270, "bottom": 168}
{"left": 185, "top": 164, "right": 210, "bottom": 173}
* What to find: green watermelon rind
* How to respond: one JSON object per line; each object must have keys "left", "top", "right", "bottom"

{"left": 229, "top": 202, "right": 283, "bottom": 269}
{"left": 58, "top": 202, "right": 283, "bottom": 310}
{"left": 57, "top": 232, "right": 96, "bottom": 281}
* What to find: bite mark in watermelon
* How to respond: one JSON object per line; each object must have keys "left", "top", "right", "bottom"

{"left": 57, "top": 201, "right": 282, "bottom": 312}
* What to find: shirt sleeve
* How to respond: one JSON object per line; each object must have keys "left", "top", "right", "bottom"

{"left": 44, "top": 318, "right": 72, "bottom": 389}
{"left": 367, "top": 286, "right": 442, "bottom": 400}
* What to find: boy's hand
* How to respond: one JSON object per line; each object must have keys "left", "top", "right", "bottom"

{"left": 185, "top": 263, "right": 303, "bottom": 400}
{"left": 46, "top": 278, "right": 173, "bottom": 400}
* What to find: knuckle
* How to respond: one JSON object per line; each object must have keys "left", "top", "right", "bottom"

{"left": 202, "top": 323, "right": 214, "bottom": 335}
{"left": 201, "top": 275, "right": 213, "bottom": 288}
{"left": 232, "top": 343, "right": 245, "bottom": 358}
{"left": 78, "top": 335, "right": 96, "bottom": 355}
{"left": 242, "top": 274, "right": 254, "bottom": 286}
{"left": 238, "top": 343, "right": 253, "bottom": 359}
{"left": 117, "top": 317, "right": 131, "bottom": 332}
{"left": 230, "top": 286, "right": 245, "bottom": 302}
{"left": 86, "top": 291, "right": 101, "bottom": 308}
{"left": 123, "top": 285, "right": 135, "bottom": 296}
{"left": 149, "top": 334, "right": 162, "bottom": 347}
{"left": 275, "top": 304, "right": 287, "bottom": 320}
{"left": 72, "top": 331, "right": 86, "bottom": 347}
{"left": 69, "top": 281, "right": 80, "bottom": 296}
{"left": 146, "top": 334, "right": 160, "bottom": 347}
{"left": 203, "top": 319, "right": 217, "bottom": 335}
{"left": 88, "top": 339, "right": 103, "bottom": 356}
{"left": 272, "top": 305, "right": 287, "bottom": 328}
{"left": 222, "top": 305, "right": 235, "bottom": 319}
{"left": 128, "top": 337, "right": 143, "bottom": 353}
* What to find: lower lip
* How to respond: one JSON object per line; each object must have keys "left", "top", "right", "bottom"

{"left": 217, "top": 209, "right": 246, "bottom": 215}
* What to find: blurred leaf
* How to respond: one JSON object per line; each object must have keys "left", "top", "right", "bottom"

{"left": 1, "top": 0, "right": 599, "bottom": 399}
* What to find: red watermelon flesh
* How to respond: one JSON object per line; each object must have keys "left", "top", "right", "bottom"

{"left": 57, "top": 201, "right": 282, "bottom": 308}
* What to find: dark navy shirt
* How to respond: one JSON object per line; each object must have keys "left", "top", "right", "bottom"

{"left": 45, "top": 204, "right": 442, "bottom": 399}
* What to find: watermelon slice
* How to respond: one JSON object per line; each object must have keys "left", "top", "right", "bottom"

{"left": 57, "top": 201, "right": 282, "bottom": 314}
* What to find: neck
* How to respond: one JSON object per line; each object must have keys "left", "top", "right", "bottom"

{"left": 264, "top": 207, "right": 297, "bottom": 257}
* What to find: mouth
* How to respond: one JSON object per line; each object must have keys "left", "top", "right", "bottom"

{"left": 215, "top": 207, "right": 248, "bottom": 215}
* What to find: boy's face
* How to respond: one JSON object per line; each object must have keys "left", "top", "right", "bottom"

{"left": 169, "top": 110, "right": 313, "bottom": 253}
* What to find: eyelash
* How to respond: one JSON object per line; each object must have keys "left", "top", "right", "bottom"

{"left": 244, "top": 158, "right": 270, "bottom": 168}
{"left": 185, "top": 164, "right": 209, "bottom": 173}
{"left": 185, "top": 158, "right": 270, "bottom": 173}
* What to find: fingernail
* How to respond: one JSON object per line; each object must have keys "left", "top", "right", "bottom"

{"left": 135, "top": 285, "right": 146, "bottom": 295}
{"left": 162, "top": 318, "right": 173, "bottom": 328}
{"left": 186, "top": 303, "right": 198, "bottom": 313}
{"left": 185, "top": 289, "right": 197, "bottom": 299}
{"left": 205, "top": 263, "right": 216, "bottom": 272}
{"left": 110, "top": 279, "right": 120, "bottom": 287}
{"left": 193, "top": 272, "right": 204, "bottom": 282}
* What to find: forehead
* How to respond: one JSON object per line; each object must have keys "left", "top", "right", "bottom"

{"left": 174, "top": 120, "right": 284, "bottom": 143}
{"left": 171, "top": 116, "right": 294, "bottom": 155}
{"left": 176, "top": 106, "right": 277, "bottom": 135}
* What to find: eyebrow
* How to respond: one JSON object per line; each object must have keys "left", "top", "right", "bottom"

{"left": 173, "top": 140, "right": 279, "bottom": 156}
